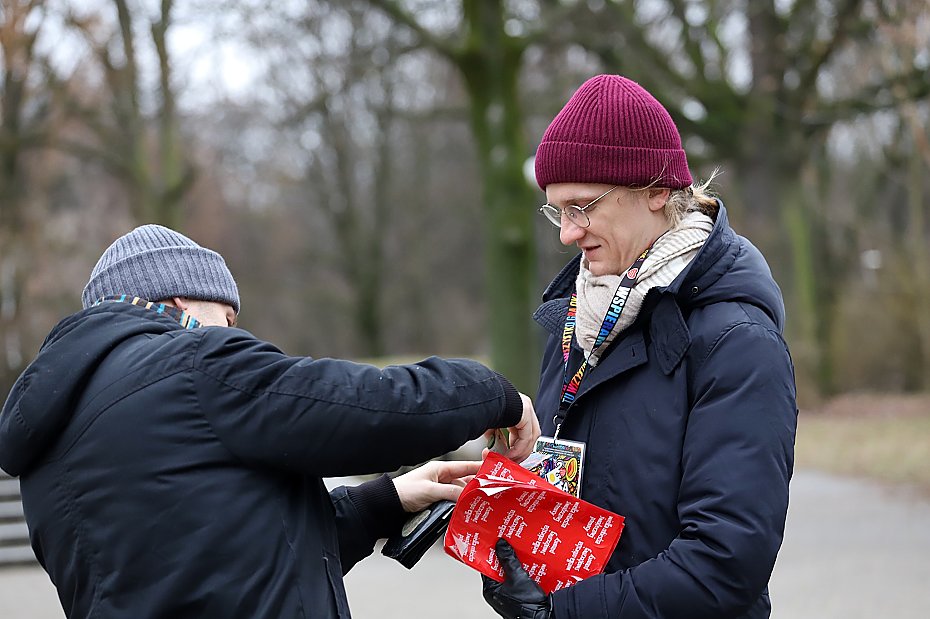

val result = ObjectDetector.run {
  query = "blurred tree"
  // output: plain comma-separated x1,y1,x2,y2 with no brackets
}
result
3,0,926,399
58,0,192,228
899,106,930,390
0,0,50,391
280,4,398,358
365,0,553,391
870,8,930,391
208,0,500,361
547,0,930,395
220,1,423,358
898,68,929,390
361,0,930,395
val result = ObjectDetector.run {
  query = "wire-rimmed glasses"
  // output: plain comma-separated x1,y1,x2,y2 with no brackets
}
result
538,186,619,228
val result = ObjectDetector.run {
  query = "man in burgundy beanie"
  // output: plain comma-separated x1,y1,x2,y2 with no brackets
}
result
482,74,797,619
534,74,692,191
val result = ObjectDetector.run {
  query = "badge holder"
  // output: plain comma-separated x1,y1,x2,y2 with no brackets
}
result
524,436,586,498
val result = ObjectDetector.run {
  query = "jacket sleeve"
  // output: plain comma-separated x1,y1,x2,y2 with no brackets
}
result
190,328,522,477
330,476,408,573
551,321,797,618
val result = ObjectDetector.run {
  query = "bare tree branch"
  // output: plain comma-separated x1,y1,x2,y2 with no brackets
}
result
795,0,865,99
54,138,132,178
668,0,708,80
595,1,694,92
366,0,457,59
523,2,581,47
705,0,730,78
804,67,930,131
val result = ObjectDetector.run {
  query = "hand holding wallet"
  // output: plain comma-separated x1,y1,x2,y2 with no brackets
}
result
381,499,455,569
382,430,511,568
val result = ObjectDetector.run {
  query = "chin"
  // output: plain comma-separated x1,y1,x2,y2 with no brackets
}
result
582,255,619,277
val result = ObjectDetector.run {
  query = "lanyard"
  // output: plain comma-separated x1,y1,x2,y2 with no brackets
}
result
554,247,650,438
93,295,202,329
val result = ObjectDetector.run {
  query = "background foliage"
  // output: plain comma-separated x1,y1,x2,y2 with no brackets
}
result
1,0,928,401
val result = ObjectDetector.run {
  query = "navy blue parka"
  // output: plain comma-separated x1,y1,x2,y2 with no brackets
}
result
535,205,797,619
0,301,522,618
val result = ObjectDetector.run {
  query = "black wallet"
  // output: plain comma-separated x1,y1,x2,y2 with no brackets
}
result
381,499,455,569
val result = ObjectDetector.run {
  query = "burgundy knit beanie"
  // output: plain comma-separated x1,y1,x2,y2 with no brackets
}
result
534,74,692,190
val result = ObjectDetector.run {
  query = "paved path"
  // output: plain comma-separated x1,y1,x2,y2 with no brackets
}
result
2,469,928,618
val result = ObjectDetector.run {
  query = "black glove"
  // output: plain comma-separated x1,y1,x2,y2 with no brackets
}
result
482,539,552,619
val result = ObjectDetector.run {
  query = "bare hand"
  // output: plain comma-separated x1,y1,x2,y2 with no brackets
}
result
393,460,482,513
504,393,540,463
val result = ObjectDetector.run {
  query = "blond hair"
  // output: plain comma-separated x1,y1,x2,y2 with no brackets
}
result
663,169,721,229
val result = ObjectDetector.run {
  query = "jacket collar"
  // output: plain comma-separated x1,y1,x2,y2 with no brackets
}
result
534,202,735,376
93,295,203,329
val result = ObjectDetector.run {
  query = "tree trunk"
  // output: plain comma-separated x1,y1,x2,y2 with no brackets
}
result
457,0,537,392
0,232,26,395
733,150,832,397
905,132,929,389
0,1,39,394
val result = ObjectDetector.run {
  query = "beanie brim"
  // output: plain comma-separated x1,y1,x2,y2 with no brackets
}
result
81,246,240,313
535,141,693,191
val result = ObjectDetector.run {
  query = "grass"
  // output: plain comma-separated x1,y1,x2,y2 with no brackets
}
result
795,393,930,493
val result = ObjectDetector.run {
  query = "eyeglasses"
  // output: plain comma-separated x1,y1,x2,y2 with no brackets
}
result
538,186,619,228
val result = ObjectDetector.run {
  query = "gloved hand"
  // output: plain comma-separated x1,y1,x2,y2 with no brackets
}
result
482,539,552,619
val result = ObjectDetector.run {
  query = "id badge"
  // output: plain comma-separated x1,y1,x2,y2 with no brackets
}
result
522,436,586,498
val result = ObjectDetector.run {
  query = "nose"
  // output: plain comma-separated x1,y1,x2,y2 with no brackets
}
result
559,219,585,246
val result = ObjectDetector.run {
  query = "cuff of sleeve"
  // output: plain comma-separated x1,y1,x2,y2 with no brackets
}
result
551,587,571,619
550,571,606,618
345,474,408,540
494,372,523,427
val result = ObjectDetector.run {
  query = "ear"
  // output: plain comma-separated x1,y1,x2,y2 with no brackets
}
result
172,297,190,311
646,188,671,212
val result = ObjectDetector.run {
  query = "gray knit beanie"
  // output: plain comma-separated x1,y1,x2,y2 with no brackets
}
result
82,224,240,313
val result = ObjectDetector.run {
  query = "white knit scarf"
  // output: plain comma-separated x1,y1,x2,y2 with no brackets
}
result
574,211,714,365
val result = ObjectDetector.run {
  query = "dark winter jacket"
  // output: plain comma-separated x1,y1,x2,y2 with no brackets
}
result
534,205,797,619
0,301,521,618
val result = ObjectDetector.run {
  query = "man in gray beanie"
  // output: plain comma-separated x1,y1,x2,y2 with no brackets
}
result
0,224,539,619
82,223,242,313
81,224,241,327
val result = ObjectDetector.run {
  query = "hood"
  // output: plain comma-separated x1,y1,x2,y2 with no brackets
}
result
536,204,786,334
671,205,786,330
0,303,179,477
